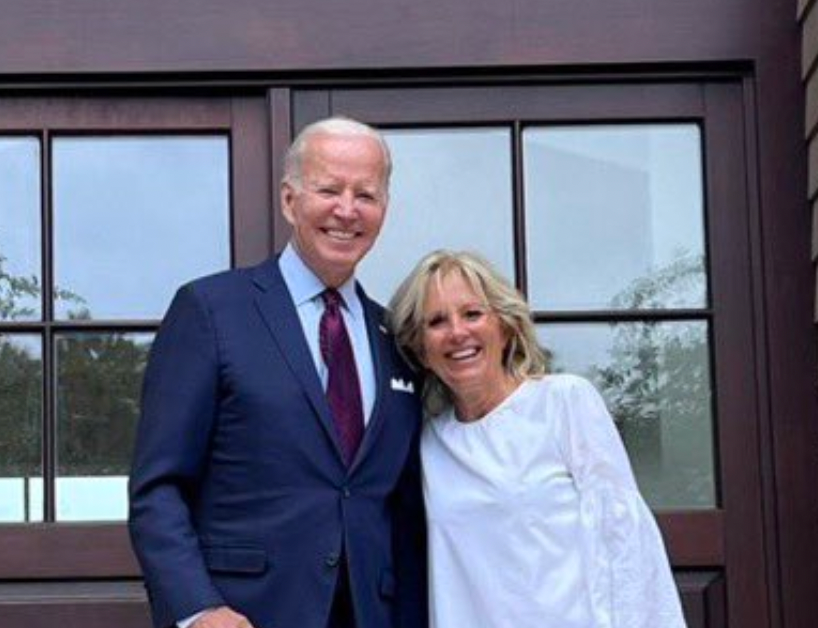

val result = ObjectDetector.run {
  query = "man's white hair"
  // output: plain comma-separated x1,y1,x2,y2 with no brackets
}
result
282,116,392,189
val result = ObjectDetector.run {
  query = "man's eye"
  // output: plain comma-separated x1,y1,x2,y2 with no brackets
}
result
317,187,338,197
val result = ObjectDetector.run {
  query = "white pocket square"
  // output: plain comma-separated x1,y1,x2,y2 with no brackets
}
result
390,377,415,393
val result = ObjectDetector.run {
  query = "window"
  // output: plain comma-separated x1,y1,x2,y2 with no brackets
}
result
361,121,714,510
0,134,230,522
526,124,714,509
0,96,270,528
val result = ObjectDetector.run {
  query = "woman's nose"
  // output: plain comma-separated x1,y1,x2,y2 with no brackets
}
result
448,317,467,340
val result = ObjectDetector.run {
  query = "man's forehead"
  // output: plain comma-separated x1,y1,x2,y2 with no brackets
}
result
305,132,385,165
302,138,386,175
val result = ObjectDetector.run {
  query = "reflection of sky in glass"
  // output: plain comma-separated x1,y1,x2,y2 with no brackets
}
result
0,138,41,320
537,321,715,509
55,476,128,522
53,137,230,320
358,128,515,304
0,475,128,522
1,332,41,358
524,125,706,311
0,478,43,522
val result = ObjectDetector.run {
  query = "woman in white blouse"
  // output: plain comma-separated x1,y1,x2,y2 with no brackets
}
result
389,250,687,628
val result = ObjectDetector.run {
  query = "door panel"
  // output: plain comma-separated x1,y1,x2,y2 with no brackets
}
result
289,80,766,628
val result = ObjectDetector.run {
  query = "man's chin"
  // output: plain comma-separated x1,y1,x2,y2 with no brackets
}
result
323,243,371,266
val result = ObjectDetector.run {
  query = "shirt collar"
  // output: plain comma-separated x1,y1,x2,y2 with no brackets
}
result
279,244,363,319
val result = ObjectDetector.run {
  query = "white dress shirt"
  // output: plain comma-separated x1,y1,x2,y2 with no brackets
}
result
422,374,687,628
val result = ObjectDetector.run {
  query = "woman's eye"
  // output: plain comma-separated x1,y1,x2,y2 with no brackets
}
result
465,309,484,320
426,315,445,328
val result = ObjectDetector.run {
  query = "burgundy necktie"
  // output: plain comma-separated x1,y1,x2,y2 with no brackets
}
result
319,289,365,465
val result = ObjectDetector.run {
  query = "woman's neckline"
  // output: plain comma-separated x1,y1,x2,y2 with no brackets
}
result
450,377,532,425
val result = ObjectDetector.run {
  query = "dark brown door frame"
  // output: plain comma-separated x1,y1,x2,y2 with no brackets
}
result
283,76,772,626
0,67,808,628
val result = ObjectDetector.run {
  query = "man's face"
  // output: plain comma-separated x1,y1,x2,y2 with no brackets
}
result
281,132,388,287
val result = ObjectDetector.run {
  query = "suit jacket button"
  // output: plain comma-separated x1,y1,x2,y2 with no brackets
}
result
325,553,340,568
342,486,351,498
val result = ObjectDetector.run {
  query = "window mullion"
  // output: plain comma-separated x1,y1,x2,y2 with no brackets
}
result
512,120,528,298
41,129,56,522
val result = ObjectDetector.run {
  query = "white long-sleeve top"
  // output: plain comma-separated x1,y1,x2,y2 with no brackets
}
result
422,374,687,628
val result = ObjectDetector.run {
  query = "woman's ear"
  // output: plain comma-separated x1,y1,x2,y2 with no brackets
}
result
415,347,428,369
403,343,426,371
501,320,514,348
501,323,516,365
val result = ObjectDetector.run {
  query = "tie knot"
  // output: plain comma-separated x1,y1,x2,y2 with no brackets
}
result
322,288,344,311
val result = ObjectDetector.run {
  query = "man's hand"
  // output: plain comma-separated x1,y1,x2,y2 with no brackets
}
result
192,606,255,628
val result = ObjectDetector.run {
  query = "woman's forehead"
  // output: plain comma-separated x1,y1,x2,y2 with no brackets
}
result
426,267,489,305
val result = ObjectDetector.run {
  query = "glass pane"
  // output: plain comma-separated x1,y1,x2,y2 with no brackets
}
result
537,321,716,509
55,332,153,521
0,137,41,321
0,334,43,522
358,128,515,303
524,125,707,311
53,136,230,320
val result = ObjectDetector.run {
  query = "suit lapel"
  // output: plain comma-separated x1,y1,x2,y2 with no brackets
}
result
349,285,392,472
251,258,346,464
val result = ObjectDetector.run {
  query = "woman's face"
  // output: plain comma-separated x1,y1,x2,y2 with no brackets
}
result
421,271,510,400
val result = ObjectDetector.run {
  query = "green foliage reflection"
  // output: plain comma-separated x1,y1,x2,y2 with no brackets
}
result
546,253,715,508
1,252,151,480
0,335,41,477
57,333,151,476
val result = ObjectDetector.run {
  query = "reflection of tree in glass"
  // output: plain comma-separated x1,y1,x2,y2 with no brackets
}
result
1,252,149,480
595,253,706,408
589,252,713,508
0,253,39,320
1,254,42,479
57,333,151,477
0,252,87,321
0,336,41,478
608,250,706,310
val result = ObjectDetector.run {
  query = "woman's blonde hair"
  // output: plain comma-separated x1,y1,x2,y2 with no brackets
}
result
389,250,548,416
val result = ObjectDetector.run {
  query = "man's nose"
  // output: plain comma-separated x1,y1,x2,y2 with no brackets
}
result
334,191,357,218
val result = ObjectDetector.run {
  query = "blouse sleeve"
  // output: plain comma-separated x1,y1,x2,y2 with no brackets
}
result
556,376,687,628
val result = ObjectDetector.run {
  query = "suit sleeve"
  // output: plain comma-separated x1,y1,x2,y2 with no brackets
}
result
128,284,225,628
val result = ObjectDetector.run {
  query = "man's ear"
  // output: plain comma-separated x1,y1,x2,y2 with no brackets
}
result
280,181,296,225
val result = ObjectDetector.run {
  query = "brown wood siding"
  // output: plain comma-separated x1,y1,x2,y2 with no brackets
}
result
804,3,818,322
807,68,818,141
803,3,818,80
813,198,818,264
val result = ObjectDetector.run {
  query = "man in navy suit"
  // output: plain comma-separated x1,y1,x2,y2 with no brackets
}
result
129,118,426,628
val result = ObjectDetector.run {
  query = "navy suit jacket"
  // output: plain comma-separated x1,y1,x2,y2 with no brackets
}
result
128,256,426,628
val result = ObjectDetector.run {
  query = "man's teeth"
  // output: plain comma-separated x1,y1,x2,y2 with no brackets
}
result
326,229,355,240
449,348,479,360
